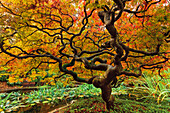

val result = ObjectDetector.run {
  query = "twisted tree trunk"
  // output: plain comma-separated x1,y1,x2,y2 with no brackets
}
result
81,1,125,110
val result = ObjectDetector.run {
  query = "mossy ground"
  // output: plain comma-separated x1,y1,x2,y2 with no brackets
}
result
63,96,170,113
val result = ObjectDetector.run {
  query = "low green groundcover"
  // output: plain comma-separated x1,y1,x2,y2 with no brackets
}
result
64,97,170,113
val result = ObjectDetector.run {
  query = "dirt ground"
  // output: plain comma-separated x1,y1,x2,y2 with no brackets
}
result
0,82,40,93
0,82,19,90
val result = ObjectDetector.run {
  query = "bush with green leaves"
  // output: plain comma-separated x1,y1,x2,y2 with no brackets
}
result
0,70,9,82
126,70,170,105
0,83,101,112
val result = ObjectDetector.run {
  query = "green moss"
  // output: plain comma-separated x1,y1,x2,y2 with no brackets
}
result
64,96,170,113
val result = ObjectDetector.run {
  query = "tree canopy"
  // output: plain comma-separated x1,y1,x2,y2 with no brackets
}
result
0,0,169,110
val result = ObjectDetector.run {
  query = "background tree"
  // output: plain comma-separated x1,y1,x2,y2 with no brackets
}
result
0,0,169,111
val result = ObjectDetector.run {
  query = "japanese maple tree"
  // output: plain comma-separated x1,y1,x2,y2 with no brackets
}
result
0,0,169,111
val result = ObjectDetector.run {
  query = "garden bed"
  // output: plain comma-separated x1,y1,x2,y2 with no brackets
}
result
12,96,169,113
0,74,169,113
54,96,170,113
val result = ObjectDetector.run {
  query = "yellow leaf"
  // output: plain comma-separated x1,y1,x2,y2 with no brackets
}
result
8,77,17,83
46,98,52,101
78,95,84,97
0,108,3,112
